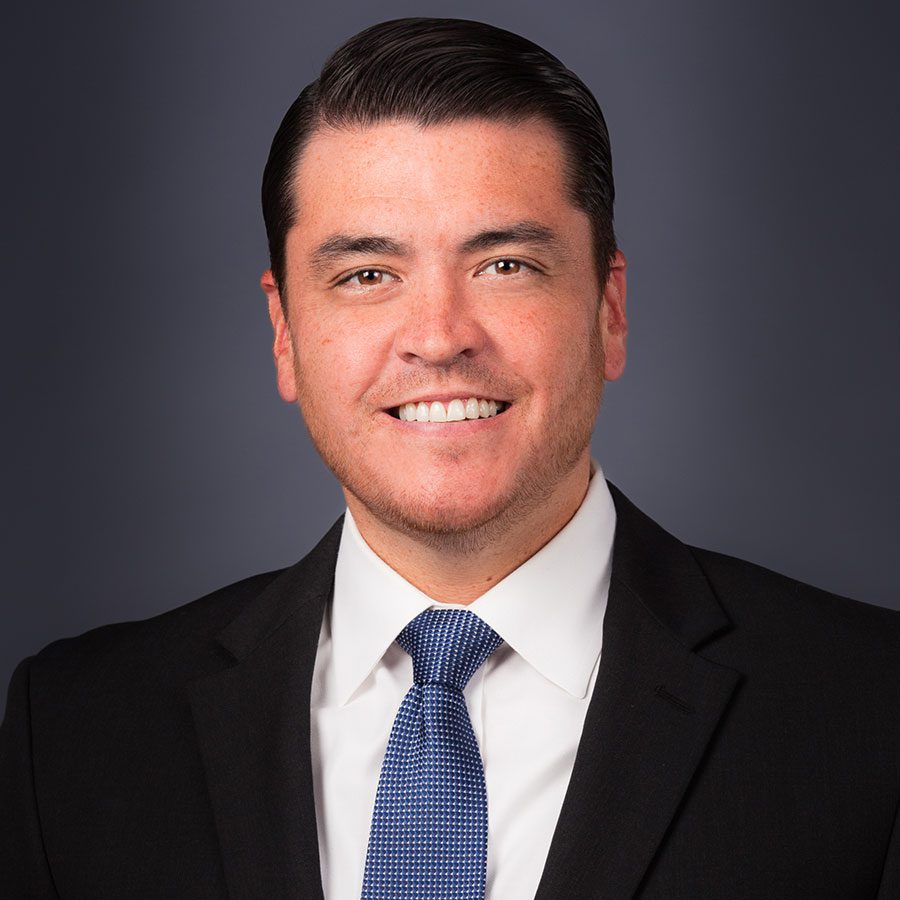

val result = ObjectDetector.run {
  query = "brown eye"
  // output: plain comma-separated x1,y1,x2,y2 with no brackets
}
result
357,269,383,284
340,268,397,288
480,258,532,277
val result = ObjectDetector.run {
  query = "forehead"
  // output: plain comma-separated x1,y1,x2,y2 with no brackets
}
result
288,117,583,242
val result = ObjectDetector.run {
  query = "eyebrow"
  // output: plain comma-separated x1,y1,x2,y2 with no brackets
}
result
309,235,412,275
457,221,562,255
308,220,563,275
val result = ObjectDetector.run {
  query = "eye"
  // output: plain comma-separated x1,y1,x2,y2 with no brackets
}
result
478,258,533,276
338,268,398,287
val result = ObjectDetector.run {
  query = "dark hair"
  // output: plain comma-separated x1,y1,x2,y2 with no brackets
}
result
261,17,616,301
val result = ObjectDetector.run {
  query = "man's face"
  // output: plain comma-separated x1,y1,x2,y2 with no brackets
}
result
263,117,626,544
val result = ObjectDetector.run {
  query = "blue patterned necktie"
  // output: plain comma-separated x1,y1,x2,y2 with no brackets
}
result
360,608,503,899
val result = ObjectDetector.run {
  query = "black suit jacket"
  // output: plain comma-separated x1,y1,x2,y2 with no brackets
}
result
3,483,900,899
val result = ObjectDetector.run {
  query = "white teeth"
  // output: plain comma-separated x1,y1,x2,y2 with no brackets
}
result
396,397,507,423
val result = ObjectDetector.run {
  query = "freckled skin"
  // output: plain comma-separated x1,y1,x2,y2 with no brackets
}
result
262,118,627,601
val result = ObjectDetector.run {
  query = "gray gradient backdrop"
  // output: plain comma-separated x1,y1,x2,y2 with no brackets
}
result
3,0,899,710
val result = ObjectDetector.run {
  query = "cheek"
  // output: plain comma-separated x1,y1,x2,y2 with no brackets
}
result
296,314,391,401
495,306,582,379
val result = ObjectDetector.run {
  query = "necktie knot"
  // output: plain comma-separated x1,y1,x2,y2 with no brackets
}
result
397,608,502,692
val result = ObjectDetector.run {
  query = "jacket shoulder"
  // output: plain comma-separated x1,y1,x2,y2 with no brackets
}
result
689,545,900,676
23,515,345,707
28,568,286,690
691,544,900,623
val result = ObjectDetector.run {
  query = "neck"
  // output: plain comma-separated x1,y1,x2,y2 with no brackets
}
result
345,454,593,604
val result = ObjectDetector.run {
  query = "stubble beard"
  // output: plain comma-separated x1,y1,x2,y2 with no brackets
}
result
292,318,605,557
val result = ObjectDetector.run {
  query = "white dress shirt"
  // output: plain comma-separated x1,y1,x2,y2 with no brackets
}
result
309,460,616,899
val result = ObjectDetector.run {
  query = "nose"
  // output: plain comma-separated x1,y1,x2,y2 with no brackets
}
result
393,280,486,366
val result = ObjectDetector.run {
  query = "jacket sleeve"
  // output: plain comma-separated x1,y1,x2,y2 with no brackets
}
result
877,792,900,899
0,656,59,898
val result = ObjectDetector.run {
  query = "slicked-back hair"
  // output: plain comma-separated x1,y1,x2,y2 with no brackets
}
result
261,17,617,305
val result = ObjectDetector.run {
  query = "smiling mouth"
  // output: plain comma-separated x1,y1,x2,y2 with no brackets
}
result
388,398,511,422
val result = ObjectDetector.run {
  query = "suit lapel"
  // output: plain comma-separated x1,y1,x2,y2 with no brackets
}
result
188,518,343,900
535,484,742,899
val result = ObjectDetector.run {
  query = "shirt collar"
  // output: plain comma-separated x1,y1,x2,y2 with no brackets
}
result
330,458,616,705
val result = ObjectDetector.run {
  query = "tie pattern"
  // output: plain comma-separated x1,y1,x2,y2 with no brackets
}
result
361,608,503,899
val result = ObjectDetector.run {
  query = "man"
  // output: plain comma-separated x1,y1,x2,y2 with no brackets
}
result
2,16,898,900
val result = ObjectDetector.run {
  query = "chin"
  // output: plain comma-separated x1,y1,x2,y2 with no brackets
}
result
352,475,514,538
400,500,504,535
375,474,572,561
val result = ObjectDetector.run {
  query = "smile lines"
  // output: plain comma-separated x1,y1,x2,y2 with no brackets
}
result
392,398,509,422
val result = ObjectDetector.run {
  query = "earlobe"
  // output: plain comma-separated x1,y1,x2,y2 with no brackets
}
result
260,269,299,404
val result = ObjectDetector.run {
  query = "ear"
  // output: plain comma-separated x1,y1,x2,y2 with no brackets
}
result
260,269,299,403
599,250,627,381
